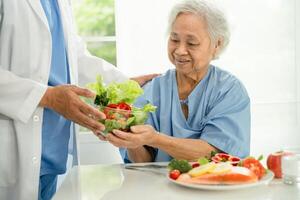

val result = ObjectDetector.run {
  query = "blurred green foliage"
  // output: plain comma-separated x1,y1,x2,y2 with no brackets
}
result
87,42,116,65
74,0,115,36
74,0,117,65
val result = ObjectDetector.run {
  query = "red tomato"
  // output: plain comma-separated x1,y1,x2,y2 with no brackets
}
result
192,163,200,168
117,102,131,110
169,169,181,180
104,103,132,119
242,158,266,179
228,156,241,166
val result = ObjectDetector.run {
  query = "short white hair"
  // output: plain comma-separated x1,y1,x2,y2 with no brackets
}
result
168,0,230,58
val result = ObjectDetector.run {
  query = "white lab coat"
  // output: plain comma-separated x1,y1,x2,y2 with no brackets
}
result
0,0,127,199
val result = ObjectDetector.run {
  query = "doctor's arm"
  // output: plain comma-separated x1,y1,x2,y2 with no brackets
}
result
39,85,105,133
0,69,105,133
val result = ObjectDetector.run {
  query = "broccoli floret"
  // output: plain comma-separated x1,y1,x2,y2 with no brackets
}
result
168,159,192,173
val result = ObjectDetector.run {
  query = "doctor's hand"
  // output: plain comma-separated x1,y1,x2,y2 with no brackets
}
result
106,125,158,149
39,85,106,134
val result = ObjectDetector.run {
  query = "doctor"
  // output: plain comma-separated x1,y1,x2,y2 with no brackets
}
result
0,0,155,199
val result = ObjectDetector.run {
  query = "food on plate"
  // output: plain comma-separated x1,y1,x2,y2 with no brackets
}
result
241,157,266,179
177,166,258,185
211,153,241,166
87,75,156,134
169,169,181,180
168,153,267,185
267,151,292,178
168,159,192,173
188,162,217,177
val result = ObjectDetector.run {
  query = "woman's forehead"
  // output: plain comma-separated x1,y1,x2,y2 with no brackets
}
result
171,13,208,39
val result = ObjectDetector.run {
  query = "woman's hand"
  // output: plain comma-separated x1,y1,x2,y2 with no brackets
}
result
106,125,158,149
39,85,106,134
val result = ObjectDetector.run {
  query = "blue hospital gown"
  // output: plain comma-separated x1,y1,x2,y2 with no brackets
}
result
123,65,250,162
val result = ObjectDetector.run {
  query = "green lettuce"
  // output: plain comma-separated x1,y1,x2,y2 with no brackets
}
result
106,80,143,104
87,75,143,106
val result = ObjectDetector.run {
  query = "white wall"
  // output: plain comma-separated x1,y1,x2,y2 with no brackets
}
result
116,0,300,157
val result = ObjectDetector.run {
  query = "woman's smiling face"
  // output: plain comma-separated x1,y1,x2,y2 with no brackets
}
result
168,12,219,77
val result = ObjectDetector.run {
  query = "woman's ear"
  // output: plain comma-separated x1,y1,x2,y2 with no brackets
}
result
212,39,222,59
215,39,222,51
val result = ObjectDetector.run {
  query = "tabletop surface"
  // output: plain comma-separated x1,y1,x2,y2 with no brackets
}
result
53,163,300,200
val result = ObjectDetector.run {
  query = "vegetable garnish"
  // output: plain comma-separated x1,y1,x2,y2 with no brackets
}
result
168,159,192,173
211,153,241,166
87,75,156,134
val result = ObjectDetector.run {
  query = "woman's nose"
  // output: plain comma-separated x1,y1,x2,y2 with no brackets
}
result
175,43,188,55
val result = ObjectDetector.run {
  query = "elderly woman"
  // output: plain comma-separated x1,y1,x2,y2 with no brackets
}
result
107,0,250,162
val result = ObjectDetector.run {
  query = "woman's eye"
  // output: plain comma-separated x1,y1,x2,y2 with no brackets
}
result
188,43,199,46
171,39,179,43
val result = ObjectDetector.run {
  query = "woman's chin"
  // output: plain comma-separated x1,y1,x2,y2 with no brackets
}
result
175,65,194,75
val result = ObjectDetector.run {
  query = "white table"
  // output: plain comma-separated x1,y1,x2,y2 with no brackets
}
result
53,163,300,200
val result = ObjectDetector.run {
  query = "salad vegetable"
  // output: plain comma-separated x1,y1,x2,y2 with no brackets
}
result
87,75,156,134
169,169,181,180
168,159,192,173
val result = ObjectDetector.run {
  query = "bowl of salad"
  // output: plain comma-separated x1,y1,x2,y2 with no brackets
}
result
87,75,156,135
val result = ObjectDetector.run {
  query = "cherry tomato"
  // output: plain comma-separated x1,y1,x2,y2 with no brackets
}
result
228,156,241,166
169,169,181,180
117,102,131,110
192,163,200,168
242,158,266,179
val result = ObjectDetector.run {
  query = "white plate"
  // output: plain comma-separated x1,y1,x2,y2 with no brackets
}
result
168,170,274,190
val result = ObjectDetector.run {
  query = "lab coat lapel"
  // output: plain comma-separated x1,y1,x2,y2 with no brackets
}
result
26,0,49,30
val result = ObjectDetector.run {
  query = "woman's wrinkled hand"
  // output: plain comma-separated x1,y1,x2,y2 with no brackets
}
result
40,85,106,134
106,125,158,149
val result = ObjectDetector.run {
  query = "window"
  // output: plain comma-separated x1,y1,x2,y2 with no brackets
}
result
73,0,116,65
74,0,116,133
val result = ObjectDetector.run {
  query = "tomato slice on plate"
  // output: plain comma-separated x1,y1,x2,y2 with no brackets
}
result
242,158,266,179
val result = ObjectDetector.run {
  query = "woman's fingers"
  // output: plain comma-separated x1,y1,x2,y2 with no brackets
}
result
106,133,131,148
112,129,132,140
130,124,151,133
93,131,107,141
97,134,107,141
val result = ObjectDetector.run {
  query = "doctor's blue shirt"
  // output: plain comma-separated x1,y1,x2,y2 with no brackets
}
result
40,0,71,176
123,66,250,162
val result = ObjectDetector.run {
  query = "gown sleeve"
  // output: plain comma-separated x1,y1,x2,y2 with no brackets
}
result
200,81,251,158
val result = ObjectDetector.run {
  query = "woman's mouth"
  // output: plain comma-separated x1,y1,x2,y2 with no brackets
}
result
175,59,190,65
